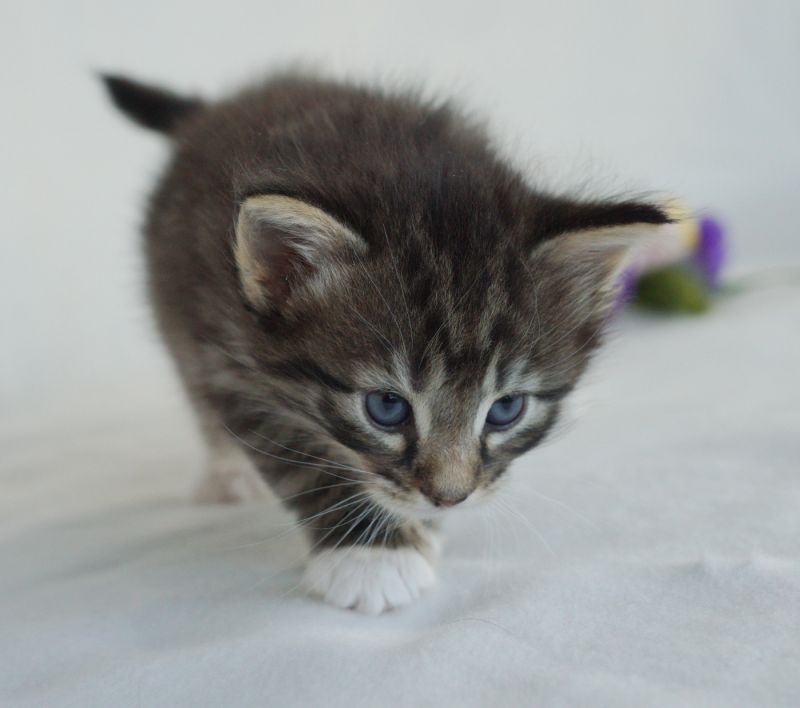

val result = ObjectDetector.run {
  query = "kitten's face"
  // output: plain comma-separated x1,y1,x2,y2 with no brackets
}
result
234,195,663,519
283,251,588,519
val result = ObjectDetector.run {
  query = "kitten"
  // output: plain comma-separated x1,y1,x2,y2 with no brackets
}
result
104,72,672,614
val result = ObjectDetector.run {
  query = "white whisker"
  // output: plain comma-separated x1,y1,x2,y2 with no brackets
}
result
495,497,555,557
248,430,369,477
222,424,365,484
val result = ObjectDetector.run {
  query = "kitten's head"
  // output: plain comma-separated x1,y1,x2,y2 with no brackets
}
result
102,73,675,521
234,190,672,519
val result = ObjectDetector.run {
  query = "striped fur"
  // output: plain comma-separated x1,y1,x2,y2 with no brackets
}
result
104,72,671,609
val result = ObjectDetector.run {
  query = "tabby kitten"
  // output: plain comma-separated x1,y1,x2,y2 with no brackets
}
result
104,73,672,614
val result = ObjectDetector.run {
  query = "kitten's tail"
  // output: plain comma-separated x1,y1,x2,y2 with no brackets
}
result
101,74,203,135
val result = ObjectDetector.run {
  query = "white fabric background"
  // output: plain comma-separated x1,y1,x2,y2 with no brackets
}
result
3,287,799,706
2,2,799,706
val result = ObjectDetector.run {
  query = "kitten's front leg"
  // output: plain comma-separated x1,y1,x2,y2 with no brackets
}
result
296,489,439,614
211,424,439,614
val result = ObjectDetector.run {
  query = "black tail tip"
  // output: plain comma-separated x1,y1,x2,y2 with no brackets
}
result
100,72,202,135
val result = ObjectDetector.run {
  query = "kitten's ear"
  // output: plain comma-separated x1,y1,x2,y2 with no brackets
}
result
530,197,674,319
234,195,367,313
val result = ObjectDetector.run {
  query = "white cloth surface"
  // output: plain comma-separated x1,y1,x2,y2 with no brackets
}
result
2,283,799,707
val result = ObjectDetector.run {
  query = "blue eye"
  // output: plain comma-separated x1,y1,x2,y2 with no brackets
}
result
486,394,525,428
365,391,411,428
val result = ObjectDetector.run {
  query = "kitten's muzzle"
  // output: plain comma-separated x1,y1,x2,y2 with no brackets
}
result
414,447,480,509
417,473,476,508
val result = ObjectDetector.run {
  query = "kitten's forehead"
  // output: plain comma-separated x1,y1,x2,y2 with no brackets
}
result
327,230,598,395
331,250,539,389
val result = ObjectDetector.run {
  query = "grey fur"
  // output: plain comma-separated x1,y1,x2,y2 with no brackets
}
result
103,72,669,572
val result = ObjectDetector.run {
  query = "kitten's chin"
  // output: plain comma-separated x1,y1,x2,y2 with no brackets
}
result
367,485,486,522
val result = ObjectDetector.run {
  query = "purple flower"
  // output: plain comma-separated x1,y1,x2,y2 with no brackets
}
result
612,266,638,315
694,216,726,287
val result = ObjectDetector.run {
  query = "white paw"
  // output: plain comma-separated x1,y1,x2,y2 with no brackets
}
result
302,546,437,615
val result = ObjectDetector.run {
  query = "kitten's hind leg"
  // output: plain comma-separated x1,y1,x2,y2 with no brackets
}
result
193,424,271,504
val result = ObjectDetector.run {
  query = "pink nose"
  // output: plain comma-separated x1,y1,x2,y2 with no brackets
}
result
429,493,468,508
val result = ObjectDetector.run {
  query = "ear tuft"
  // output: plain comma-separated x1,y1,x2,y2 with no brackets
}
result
536,197,670,242
101,74,203,134
234,195,366,313
531,197,677,320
